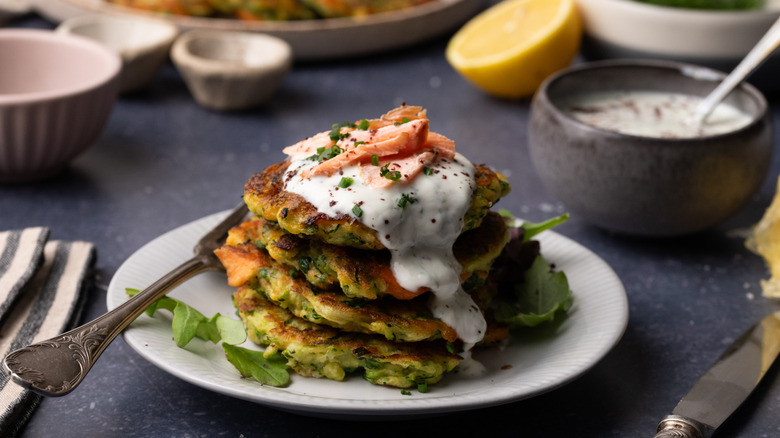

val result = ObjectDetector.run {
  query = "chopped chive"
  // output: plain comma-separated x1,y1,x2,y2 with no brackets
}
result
397,193,417,208
371,155,379,166
329,127,339,141
358,119,370,130
423,166,433,176
329,122,354,142
417,383,428,393
314,145,342,162
352,205,363,217
394,117,411,126
338,177,354,188
400,389,412,396
379,163,401,181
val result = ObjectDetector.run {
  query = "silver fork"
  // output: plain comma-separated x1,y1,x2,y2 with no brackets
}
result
3,203,250,397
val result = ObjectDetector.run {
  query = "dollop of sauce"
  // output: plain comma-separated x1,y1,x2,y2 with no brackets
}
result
284,152,488,346
561,90,752,138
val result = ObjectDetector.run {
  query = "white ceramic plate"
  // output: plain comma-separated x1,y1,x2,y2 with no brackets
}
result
33,0,483,60
106,210,629,419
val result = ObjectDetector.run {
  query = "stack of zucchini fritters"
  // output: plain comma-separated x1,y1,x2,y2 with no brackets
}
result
215,108,513,389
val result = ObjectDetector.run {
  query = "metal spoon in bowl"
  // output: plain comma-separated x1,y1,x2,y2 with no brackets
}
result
692,15,780,125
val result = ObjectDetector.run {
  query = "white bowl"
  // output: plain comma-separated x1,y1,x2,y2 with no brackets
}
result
0,29,121,183
171,30,292,111
56,14,179,93
575,0,780,91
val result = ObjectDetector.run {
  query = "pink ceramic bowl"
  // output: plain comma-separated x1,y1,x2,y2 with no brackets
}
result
0,29,121,182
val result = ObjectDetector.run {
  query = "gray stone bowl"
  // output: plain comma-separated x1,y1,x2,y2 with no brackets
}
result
528,59,773,237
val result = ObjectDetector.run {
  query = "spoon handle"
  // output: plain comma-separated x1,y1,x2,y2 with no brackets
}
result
2,256,213,397
694,15,780,123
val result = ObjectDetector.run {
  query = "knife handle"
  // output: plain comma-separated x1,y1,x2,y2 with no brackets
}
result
654,415,706,438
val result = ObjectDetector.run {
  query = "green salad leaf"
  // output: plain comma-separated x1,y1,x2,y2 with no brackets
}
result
494,211,573,328
498,209,570,242
494,255,573,327
125,288,246,347
223,344,291,387
172,301,204,346
125,288,290,387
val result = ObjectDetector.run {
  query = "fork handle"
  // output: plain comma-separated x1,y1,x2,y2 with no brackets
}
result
3,255,214,397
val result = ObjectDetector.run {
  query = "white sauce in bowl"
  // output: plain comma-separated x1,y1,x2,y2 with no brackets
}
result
561,90,752,138
284,152,487,347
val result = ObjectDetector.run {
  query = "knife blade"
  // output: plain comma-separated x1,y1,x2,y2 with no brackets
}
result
654,311,780,438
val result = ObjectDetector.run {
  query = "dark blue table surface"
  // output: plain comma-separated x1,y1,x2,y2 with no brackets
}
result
4,12,780,438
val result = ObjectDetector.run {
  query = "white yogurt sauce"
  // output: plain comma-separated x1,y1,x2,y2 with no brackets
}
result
284,151,488,347
561,90,752,138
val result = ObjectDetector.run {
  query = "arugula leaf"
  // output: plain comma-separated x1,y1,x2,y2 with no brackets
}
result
494,255,573,327
223,344,291,387
498,210,570,242
519,214,570,242
172,300,205,347
125,288,289,387
125,288,246,347
215,315,248,345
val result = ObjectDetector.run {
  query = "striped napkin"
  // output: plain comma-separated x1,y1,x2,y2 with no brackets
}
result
0,228,95,437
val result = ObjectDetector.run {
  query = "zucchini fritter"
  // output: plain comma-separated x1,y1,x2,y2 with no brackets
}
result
243,160,510,250
217,240,501,342
235,286,461,388
226,211,509,300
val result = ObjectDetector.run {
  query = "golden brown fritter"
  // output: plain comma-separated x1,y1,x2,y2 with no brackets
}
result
235,287,461,388
225,211,509,300
217,240,508,342
243,160,510,250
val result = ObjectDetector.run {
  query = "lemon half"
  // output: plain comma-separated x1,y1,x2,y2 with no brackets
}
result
446,0,582,99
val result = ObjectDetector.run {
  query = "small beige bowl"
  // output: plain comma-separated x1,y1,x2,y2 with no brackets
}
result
0,29,120,183
56,15,179,93
171,30,292,111
528,59,773,237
